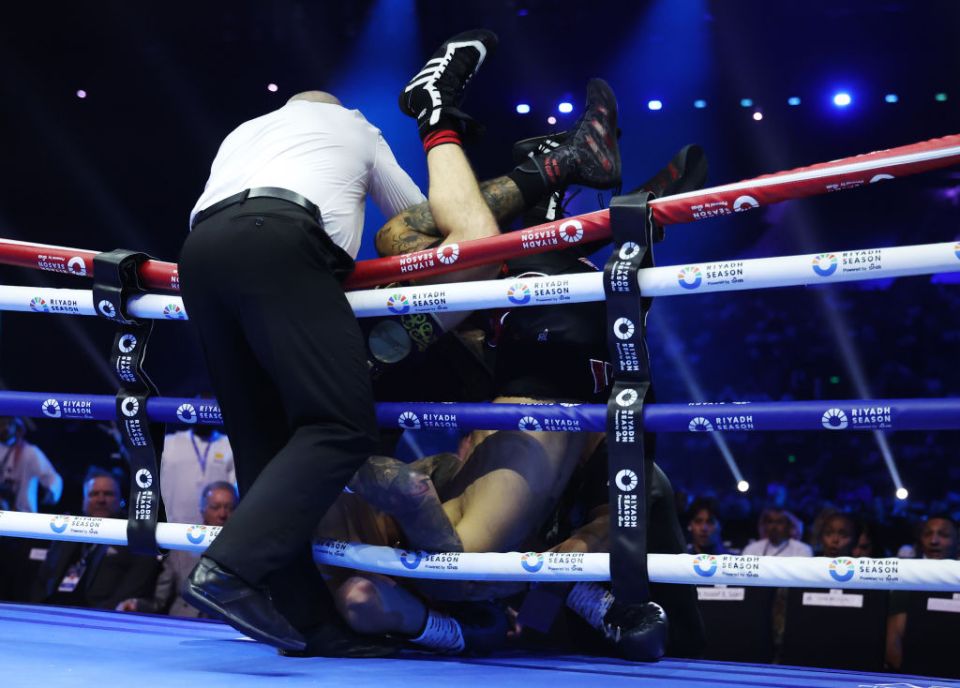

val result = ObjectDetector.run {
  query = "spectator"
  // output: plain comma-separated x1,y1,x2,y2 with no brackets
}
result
29,468,159,610
742,508,813,557
160,423,234,524
686,497,727,555
818,513,860,558
0,416,63,513
917,514,959,560
118,481,238,617
851,520,883,558
886,515,959,672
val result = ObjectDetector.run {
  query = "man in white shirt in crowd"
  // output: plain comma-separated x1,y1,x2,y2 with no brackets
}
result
160,423,234,524
0,416,62,513
178,29,500,656
741,507,813,557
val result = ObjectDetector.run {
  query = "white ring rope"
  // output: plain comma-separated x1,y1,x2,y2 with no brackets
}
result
2,241,958,320
1,511,957,590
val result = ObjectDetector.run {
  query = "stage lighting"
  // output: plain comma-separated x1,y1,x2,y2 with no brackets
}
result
516,103,530,114
752,111,763,121
647,99,663,111
884,93,898,103
935,92,948,102
787,96,801,106
558,101,573,114
833,92,852,107
693,99,707,109
737,480,750,493
76,89,87,99
896,487,909,500
267,83,279,93
740,98,753,108
547,116,557,125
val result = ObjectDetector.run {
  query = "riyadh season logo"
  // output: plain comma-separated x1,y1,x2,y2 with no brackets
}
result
693,554,718,577
118,334,138,353
98,300,117,318
619,242,641,260
186,525,207,545
163,303,186,320
822,408,849,430
677,266,702,290
176,403,198,424
733,195,759,212
869,173,894,183
615,469,639,492
386,293,409,315
135,469,153,489
615,388,639,407
829,557,856,582
688,417,714,432
397,412,421,430
559,219,584,243
399,550,423,570
518,416,542,432
436,243,460,265
812,253,838,277
121,397,140,417
29,296,49,313
42,398,62,418
613,317,635,340
521,552,545,573
507,282,531,305
49,515,69,534
67,257,87,276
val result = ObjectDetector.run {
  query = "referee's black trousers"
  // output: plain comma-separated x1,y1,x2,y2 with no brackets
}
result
178,197,378,630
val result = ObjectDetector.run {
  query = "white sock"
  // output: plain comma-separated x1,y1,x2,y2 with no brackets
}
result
410,609,466,654
566,582,615,630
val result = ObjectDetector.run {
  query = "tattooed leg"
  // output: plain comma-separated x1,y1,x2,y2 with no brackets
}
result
375,176,526,258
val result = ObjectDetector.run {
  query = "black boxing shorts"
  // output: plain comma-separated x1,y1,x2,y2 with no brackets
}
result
492,250,611,404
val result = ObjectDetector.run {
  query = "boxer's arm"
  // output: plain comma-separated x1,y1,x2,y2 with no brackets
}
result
350,455,463,553
550,505,610,554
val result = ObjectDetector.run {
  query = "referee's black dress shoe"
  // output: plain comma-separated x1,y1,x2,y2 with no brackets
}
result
183,556,306,652
279,618,400,658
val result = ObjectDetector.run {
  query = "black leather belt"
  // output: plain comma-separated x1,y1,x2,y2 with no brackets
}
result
191,187,322,228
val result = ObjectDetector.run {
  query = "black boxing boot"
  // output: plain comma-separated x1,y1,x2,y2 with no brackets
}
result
400,29,498,140
566,581,668,661
631,144,708,198
508,79,621,208
511,131,571,224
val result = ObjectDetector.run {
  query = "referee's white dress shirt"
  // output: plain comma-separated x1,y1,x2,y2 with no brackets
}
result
191,100,425,258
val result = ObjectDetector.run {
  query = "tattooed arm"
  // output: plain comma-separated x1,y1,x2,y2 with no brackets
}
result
349,454,463,553
375,176,526,258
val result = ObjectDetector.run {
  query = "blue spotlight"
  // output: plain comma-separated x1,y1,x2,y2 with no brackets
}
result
740,98,753,108
833,92,852,107
884,93,899,104
647,99,663,111
693,99,707,109
557,101,573,114
787,96,801,106
516,103,530,114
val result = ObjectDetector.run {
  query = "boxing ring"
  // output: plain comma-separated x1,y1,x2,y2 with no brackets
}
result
2,134,960,686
